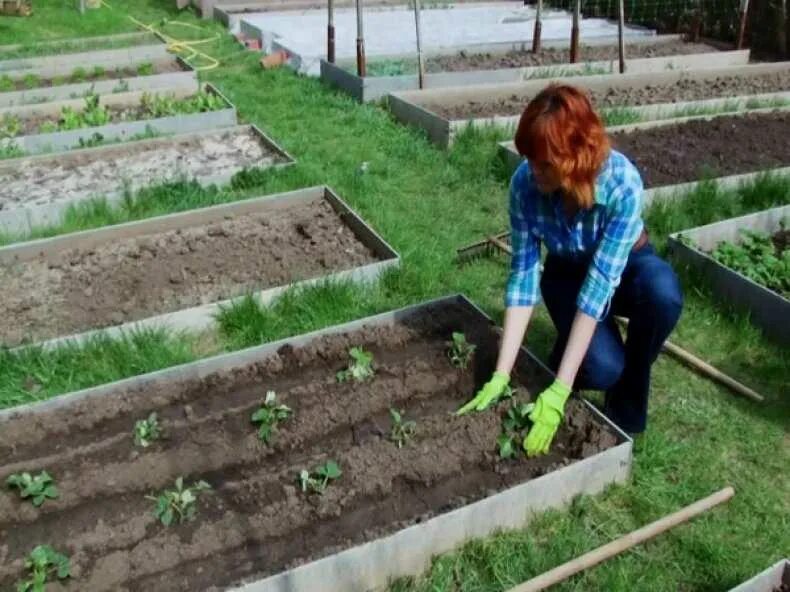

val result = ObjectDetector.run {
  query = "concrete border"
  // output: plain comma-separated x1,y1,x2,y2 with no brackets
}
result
2,186,401,351
0,293,632,592
0,82,234,155
0,56,198,108
729,560,789,592
321,46,750,103
0,42,169,75
386,61,790,147
667,205,790,345
0,123,295,236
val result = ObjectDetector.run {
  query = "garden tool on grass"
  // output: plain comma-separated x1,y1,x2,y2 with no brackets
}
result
455,232,765,403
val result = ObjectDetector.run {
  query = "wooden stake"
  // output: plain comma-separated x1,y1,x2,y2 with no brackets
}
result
328,0,336,63
737,0,751,49
532,0,543,53
570,0,580,63
356,0,366,77
506,487,735,592
617,0,626,73
413,0,425,89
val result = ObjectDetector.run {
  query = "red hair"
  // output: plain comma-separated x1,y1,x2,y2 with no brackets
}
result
514,84,610,210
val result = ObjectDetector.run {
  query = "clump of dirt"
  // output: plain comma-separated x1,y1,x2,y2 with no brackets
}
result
0,197,379,346
426,40,720,73
0,299,622,591
772,228,790,254
426,70,790,119
610,111,790,187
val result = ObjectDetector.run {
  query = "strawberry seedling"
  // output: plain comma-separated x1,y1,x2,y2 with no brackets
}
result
497,401,535,459
336,347,375,383
136,62,154,76
299,460,342,495
6,471,59,507
147,477,211,526
447,332,476,369
389,408,417,448
251,390,292,444
15,545,70,592
133,412,162,448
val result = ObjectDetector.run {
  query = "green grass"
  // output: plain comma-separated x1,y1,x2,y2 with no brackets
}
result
1,3,788,590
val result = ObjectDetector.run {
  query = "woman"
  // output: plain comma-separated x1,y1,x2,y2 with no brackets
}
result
458,84,683,455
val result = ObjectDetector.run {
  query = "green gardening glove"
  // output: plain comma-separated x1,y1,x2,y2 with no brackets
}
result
523,379,572,457
456,371,510,415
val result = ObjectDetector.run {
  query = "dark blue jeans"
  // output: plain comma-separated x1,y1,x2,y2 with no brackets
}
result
540,244,683,433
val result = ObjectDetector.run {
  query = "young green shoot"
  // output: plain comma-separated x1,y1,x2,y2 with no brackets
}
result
336,347,375,382
250,390,292,444
16,545,70,592
133,412,162,447
299,460,342,495
147,477,211,526
497,401,535,459
6,471,59,507
389,408,417,448
447,331,476,369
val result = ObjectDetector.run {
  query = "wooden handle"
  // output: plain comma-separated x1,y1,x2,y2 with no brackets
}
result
507,487,735,592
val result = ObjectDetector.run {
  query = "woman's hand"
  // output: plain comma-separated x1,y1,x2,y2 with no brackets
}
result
523,379,572,456
456,371,510,415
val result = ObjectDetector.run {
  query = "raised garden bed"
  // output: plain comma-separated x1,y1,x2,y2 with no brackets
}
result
387,62,790,146
729,559,789,592
0,83,235,155
0,295,631,591
0,186,398,349
668,205,789,345
499,109,790,204
0,124,294,235
0,55,197,108
322,36,749,102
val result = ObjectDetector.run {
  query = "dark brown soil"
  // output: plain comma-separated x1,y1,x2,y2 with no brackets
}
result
610,111,790,187
0,59,185,93
772,228,790,253
427,70,790,119
426,39,720,73
0,299,620,591
0,197,378,346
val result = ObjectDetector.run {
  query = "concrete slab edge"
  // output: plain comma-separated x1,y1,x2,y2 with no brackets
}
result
728,560,789,592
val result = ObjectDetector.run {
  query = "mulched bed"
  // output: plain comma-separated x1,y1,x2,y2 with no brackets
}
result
610,111,790,187
426,70,790,119
0,299,620,591
0,197,378,346
426,39,721,73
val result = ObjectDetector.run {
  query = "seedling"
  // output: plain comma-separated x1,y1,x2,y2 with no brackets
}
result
6,471,59,507
497,401,535,459
389,408,417,448
336,347,375,383
147,477,211,526
299,460,341,495
0,114,21,139
15,545,70,592
250,390,292,444
133,412,162,447
447,332,476,369
70,66,87,83
22,73,39,89
92,65,106,79
136,62,154,76
81,93,110,127
0,75,13,92
39,121,57,133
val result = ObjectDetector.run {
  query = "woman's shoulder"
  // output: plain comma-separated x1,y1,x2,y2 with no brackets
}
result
511,159,534,188
603,149,643,189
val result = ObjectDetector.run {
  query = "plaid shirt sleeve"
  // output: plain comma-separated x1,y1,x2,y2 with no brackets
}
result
577,161,644,320
505,165,542,308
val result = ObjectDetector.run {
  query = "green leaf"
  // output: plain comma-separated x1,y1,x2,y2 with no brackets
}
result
323,461,342,479
162,507,174,526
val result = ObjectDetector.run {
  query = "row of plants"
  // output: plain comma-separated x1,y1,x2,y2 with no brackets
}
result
0,62,159,93
0,90,226,139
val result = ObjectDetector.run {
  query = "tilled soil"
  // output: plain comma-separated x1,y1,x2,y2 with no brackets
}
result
0,198,378,346
610,111,790,187
0,300,620,591
0,127,288,212
426,39,720,73
0,60,184,92
427,70,790,119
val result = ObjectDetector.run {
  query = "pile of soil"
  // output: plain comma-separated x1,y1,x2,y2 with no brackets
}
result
426,39,720,73
610,111,790,187
0,197,379,346
1,60,184,93
0,127,288,211
426,70,790,119
0,300,620,591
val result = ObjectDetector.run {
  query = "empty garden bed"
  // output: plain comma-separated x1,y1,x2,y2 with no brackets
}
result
0,124,293,235
0,186,397,348
0,295,629,591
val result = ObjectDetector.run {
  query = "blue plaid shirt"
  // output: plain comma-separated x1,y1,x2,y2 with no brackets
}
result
506,149,644,321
